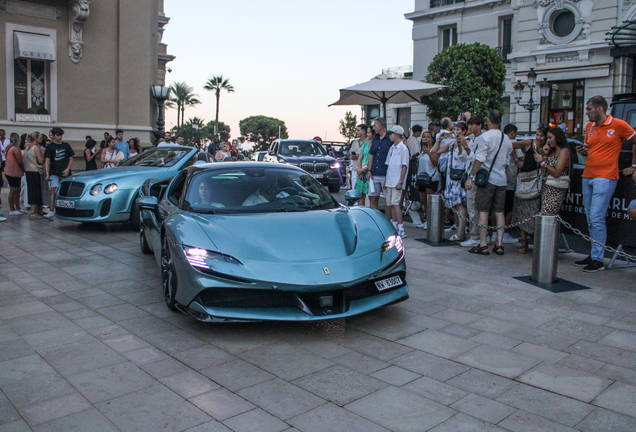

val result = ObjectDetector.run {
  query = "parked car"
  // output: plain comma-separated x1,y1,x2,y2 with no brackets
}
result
137,162,408,321
322,141,350,181
251,151,268,162
263,139,342,193
54,145,199,229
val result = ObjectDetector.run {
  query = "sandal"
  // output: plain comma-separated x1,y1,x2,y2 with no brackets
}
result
449,234,466,242
519,241,528,254
468,245,490,255
493,245,504,255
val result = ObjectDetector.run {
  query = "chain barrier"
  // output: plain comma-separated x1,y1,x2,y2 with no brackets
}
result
556,216,636,262
438,194,537,231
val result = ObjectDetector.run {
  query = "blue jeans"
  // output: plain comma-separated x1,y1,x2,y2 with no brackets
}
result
582,177,618,261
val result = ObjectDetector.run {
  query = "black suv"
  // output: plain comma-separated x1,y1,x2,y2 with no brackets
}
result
265,139,343,193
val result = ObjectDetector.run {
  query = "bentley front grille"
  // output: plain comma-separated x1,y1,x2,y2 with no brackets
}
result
58,181,85,198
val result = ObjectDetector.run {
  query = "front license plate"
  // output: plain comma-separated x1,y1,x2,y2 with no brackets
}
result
375,276,402,291
312,173,324,179
56,199,75,209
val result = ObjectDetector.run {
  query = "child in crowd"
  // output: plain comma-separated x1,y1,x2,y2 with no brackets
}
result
384,125,410,238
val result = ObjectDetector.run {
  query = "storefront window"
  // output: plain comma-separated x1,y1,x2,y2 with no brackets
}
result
14,58,50,115
541,80,584,138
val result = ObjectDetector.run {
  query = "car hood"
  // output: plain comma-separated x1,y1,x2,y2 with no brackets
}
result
279,155,336,164
65,166,170,184
192,207,384,262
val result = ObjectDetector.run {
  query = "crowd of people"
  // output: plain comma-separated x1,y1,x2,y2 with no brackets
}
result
346,95,636,273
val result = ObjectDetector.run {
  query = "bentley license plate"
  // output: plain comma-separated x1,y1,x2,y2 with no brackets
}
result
56,199,75,209
375,276,402,291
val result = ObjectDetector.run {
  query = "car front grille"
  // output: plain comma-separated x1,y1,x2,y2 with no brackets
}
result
299,163,314,173
315,163,330,174
55,208,94,218
58,181,85,198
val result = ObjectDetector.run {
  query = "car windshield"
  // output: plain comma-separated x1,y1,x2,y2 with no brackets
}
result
279,141,326,156
184,167,339,214
121,147,190,168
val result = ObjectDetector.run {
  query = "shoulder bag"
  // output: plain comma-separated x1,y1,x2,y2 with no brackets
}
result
545,175,570,189
449,143,464,181
474,132,505,188
515,170,542,199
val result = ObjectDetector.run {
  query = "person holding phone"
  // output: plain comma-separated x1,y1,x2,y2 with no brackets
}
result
348,125,365,189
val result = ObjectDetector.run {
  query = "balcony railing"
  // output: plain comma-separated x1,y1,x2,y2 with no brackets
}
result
430,0,464,8
495,45,513,63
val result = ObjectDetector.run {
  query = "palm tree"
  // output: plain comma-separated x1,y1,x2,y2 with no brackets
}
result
166,82,201,127
203,75,234,135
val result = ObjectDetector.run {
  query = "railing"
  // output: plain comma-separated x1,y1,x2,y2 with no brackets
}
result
430,0,464,8
495,45,513,63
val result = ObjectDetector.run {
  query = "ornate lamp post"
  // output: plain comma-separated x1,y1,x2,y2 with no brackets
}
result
514,68,551,134
151,85,171,139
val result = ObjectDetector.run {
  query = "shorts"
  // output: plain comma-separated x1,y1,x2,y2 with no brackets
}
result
367,175,385,197
385,187,401,206
5,175,21,188
418,181,439,193
505,189,515,214
475,183,506,213
48,175,62,189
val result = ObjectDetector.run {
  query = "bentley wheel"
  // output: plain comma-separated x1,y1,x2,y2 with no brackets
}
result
140,224,152,255
161,236,178,311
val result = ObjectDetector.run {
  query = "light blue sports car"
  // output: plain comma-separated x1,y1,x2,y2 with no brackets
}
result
54,146,201,228
137,162,408,322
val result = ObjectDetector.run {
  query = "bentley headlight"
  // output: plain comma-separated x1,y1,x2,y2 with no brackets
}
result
183,246,242,270
90,184,103,196
382,235,403,254
104,183,118,194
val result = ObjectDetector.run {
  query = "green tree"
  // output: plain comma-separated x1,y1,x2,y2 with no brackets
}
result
205,120,231,142
203,75,235,135
166,82,201,127
239,115,288,152
171,118,231,144
422,43,506,121
339,111,358,143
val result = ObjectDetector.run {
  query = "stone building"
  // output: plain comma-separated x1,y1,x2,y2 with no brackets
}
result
394,0,634,136
0,0,174,168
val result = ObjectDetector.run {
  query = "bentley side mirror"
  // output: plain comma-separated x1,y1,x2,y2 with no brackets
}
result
137,196,159,212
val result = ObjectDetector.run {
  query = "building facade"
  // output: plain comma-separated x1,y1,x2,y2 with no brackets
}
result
0,0,174,167
402,0,635,136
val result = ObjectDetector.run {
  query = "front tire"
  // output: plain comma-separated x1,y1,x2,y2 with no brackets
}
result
129,196,141,231
161,236,179,312
140,224,152,255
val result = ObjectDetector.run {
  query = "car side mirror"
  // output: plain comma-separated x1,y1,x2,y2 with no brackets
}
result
137,196,159,212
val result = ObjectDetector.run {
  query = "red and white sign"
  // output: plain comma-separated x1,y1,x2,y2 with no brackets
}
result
313,136,322,144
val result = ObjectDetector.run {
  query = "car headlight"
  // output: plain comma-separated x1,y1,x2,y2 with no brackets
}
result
90,184,103,196
183,246,242,269
331,162,340,169
382,235,403,254
104,183,118,194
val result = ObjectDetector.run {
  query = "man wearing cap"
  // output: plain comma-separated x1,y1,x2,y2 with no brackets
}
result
384,125,410,238
367,117,393,212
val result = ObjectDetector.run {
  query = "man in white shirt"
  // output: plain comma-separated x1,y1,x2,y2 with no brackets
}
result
384,125,410,238
435,118,453,141
348,125,365,189
457,115,484,247
242,176,289,206
465,110,513,254
406,125,422,157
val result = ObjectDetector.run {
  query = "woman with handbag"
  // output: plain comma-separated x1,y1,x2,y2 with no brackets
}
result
440,123,469,241
354,126,373,205
535,127,571,215
511,126,548,253
416,131,440,226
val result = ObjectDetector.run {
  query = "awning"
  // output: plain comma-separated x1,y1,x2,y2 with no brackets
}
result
607,20,636,57
13,32,56,61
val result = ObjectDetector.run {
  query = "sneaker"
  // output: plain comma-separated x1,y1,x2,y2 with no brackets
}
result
18,209,29,214
8,210,23,216
582,260,605,273
42,212,55,220
0,216,6,222
460,238,480,247
421,222,427,230
574,256,593,267
416,222,426,228
444,224,457,232
502,233,518,244
398,229,407,239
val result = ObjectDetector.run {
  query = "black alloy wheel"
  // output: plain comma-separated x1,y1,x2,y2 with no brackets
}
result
139,224,152,255
161,236,179,311
129,196,141,231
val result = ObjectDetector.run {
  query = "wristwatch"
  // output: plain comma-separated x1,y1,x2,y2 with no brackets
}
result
469,174,475,180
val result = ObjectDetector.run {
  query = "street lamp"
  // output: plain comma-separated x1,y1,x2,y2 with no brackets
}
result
151,85,171,139
514,68,550,134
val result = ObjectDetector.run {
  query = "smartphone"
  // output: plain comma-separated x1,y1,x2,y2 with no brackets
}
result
444,132,453,138
515,149,523,157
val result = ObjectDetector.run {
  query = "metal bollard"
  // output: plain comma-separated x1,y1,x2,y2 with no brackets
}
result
532,215,560,284
427,194,445,244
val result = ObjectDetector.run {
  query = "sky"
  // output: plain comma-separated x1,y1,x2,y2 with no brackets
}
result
162,0,415,143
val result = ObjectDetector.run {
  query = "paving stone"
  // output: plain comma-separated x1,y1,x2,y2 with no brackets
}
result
539,317,614,343
595,363,636,386
140,357,191,379
40,339,126,376
402,376,469,406
446,369,518,399
345,386,456,432
454,345,541,379
428,412,508,431
0,391,20,425
182,420,233,432
96,384,210,431
469,331,521,350
495,384,595,427
288,403,389,432
200,359,275,391
511,342,568,364
431,309,483,325
565,340,636,369
0,420,32,432
333,352,389,375
430,294,495,313
238,343,333,381
598,330,636,353
141,330,207,355
238,379,325,420
440,324,483,339
575,407,636,432
223,408,289,432
5,311,75,336
390,350,470,382
292,365,386,406
190,388,255,421
592,382,636,418
505,326,580,351
96,303,148,322
398,330,478,359
556,354,605,373
18,392,91,426
498,410,579,432
450,394,516,423
160,370,220,399
370,366,420,386
173,344,236,371
334,329,414,361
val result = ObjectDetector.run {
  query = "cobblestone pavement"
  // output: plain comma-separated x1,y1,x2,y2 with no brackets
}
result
1,207,636,431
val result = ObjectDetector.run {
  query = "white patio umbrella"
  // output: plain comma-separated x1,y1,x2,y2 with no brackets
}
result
329,74,445,118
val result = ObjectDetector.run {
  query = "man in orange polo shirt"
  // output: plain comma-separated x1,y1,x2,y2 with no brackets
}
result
575,95,636,272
